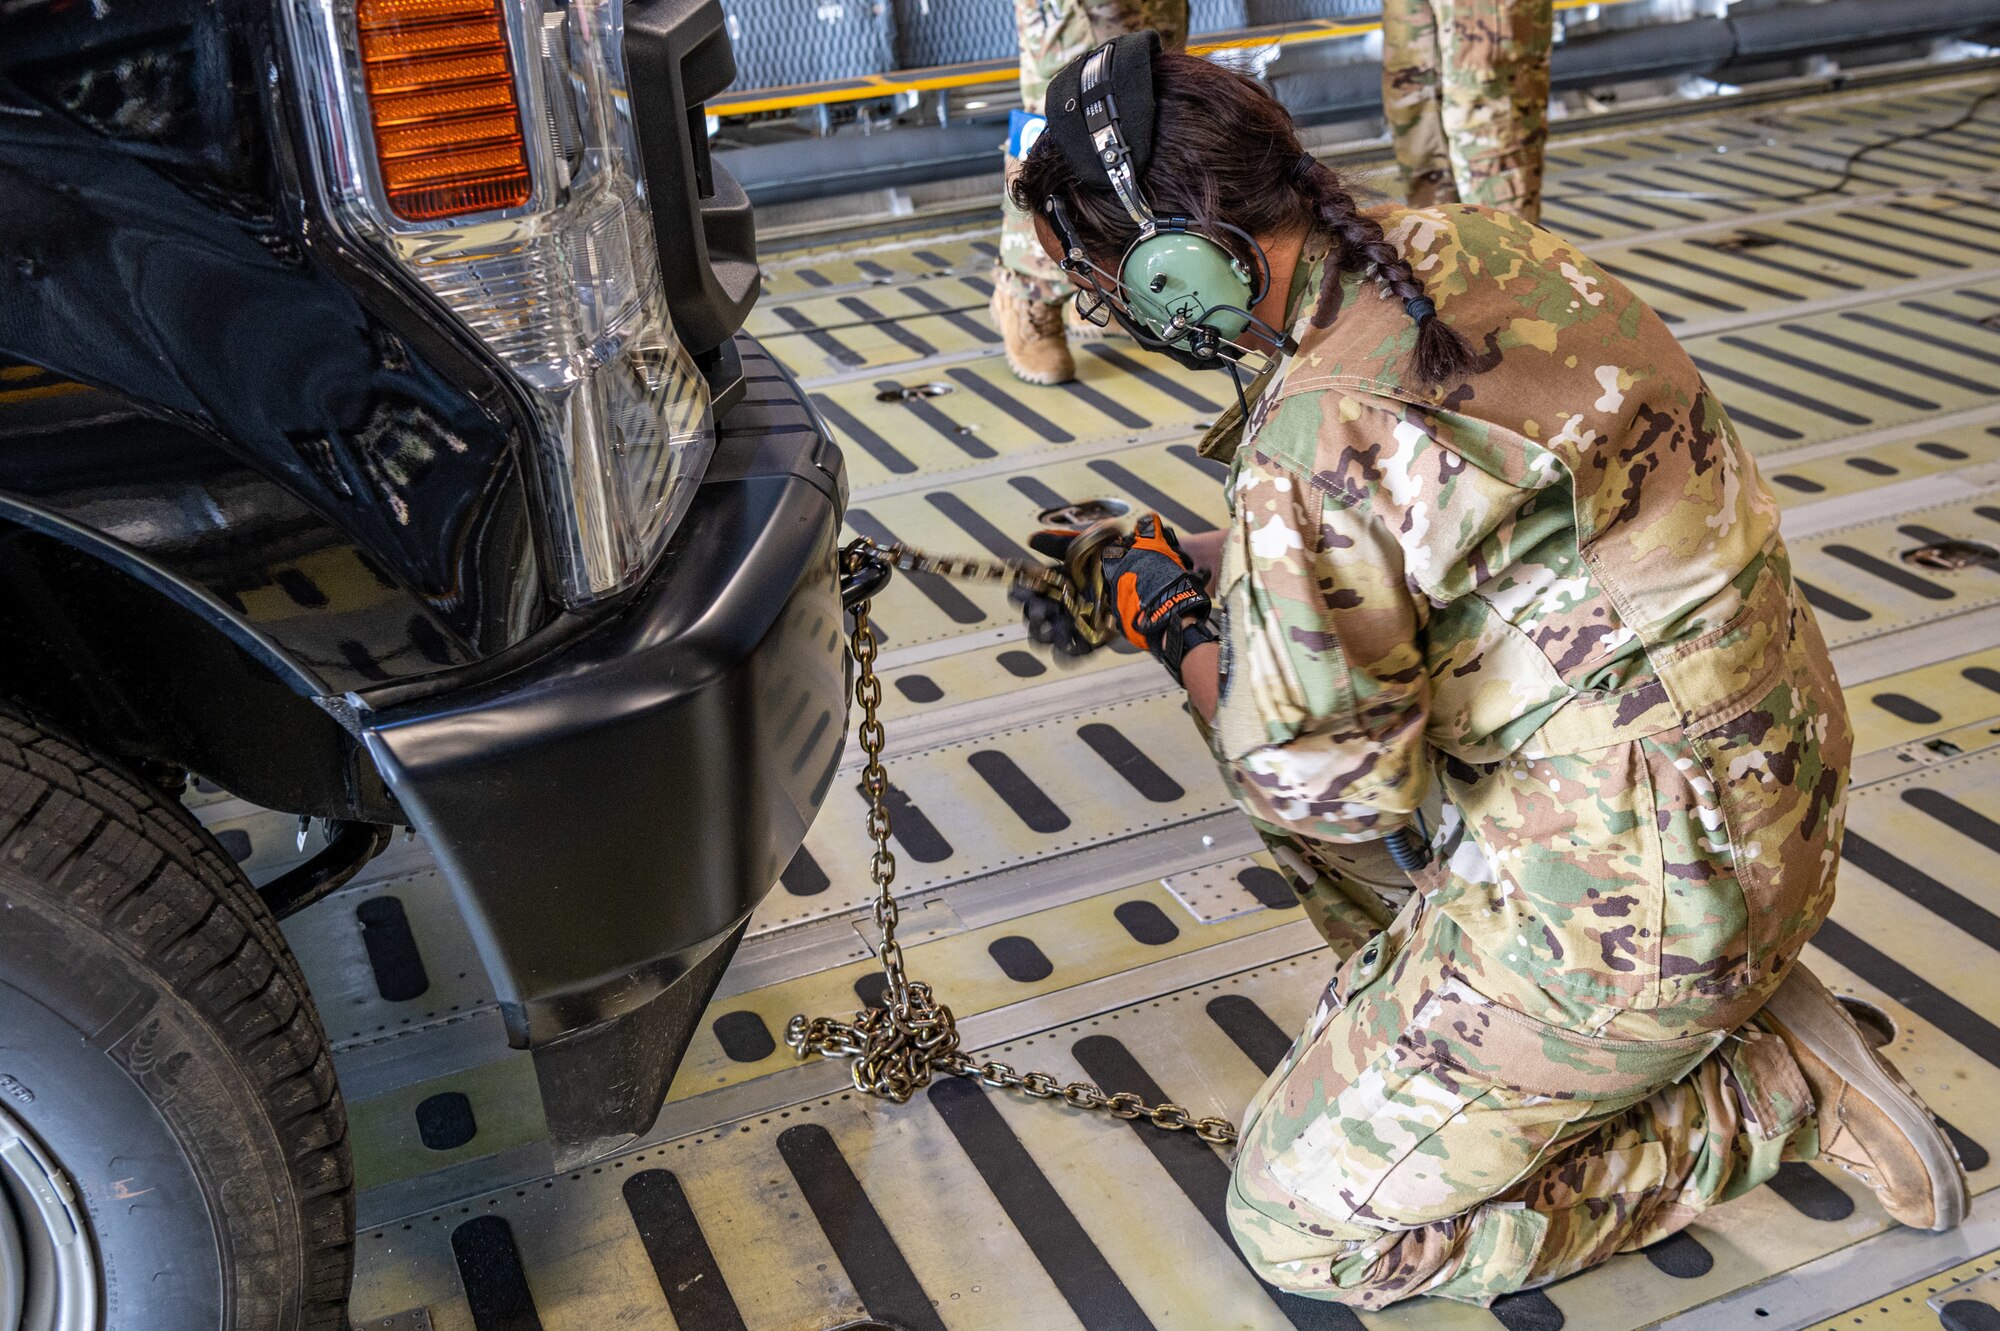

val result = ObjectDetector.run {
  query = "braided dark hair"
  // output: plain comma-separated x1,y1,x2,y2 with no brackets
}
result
1012,51,1475,386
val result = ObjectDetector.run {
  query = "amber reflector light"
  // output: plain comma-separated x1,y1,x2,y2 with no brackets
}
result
356,0,532,221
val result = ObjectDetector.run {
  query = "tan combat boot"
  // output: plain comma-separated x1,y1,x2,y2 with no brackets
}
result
1762,963,1969,1231
991,282,1073,386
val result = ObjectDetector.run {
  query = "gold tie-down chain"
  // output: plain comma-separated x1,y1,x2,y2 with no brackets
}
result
784,538,1239,1146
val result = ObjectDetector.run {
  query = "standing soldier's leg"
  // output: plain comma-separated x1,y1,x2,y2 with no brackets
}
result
1380,0,1459,208
994,0,1188,386
1434,0,1552,221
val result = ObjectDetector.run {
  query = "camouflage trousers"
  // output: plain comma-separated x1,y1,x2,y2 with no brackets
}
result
1225,880,1824,1308
996,0,1188,305
1381,0,1553,222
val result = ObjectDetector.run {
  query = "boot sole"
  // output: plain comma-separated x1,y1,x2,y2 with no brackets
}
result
1000,355,1074,386
1766,965,1970,1231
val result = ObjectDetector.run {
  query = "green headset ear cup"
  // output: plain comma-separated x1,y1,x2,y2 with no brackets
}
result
1119,231,1256,346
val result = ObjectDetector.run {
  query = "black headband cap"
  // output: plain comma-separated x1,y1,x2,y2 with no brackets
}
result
1044,30,1162,192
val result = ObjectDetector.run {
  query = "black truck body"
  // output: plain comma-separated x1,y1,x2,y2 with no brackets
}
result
0,0,846,1158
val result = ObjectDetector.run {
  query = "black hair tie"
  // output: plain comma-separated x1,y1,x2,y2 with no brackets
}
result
1289,154,1319,182
1404,296,1436,322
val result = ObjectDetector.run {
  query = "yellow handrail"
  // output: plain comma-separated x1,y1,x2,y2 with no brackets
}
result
712,0,1638,116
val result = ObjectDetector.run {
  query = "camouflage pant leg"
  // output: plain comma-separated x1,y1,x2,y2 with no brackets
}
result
1225,905,1818,1308
1432,0,1553,222
997,0,1190,304
1380,0,1460,209
1259,825,1407,952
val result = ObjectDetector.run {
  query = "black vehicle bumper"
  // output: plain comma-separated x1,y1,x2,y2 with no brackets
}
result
358,336,846,1156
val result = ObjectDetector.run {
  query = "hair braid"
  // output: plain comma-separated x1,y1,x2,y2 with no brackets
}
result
1010,51,1479,388
1294,157,1474,386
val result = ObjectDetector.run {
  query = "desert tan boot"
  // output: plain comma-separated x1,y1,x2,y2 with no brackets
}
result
1762,962,1969,1231
992,282,1073,386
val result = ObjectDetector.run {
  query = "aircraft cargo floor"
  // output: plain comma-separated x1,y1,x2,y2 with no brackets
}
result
198,60,2000,1331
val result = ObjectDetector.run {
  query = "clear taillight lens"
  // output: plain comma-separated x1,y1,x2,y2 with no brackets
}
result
287,0,715,606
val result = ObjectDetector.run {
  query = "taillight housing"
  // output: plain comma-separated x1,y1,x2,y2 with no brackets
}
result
286,0,716,607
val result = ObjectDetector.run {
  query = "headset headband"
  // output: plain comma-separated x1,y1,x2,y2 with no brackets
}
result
1077,43,1156,234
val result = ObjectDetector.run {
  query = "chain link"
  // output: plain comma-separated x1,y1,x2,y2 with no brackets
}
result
845,531,1124,651
786,541,1239,1147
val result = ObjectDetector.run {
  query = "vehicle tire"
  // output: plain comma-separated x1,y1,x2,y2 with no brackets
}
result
0,705,353,1330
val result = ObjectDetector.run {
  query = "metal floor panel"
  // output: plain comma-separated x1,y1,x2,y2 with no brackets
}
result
316,68,2000,1331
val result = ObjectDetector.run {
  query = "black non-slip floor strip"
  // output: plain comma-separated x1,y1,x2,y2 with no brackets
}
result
839,296,938,358
1010,474,1071,511
1640,164,1765,210
1084,343,1225,413
1604,173,1720,223
1717,336,1940,411
1743,145,1908,189
887,384,1000,458
946,366,1075,443
1841,831,2000,953
624,1170,751,1331
1069,1034,1365,1331
967,748,1072,834
1087,458,1218,533
1822,544,1955,600
1795,578,1872,621
1691,241,1861,292
927,1076,1161,1331
1786,216,1967,270
1693,356,1857,428
1630,250,1804,304
777,1124,951,1331
451,1215,546,1331
772,305,864,367
1543,195,1635,235
356,895,430,1003
845,510,985,624
1767,231,1918,280
1206,994,1298,1075
1902,787,2000,859
1599,259,1741,315
1641,1231,1716,1279
1869,205,2000,260
1853,308,2000,367
1781,324,1996,395
1061,376,1151,429
1078,722,1186,803
810,394,918,474
1809,917,2000,1068
925,490,1037,563
1765,1161,1856,1221
1169,442,1229,481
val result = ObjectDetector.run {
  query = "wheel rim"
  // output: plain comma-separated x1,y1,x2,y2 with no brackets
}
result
0,1104,97,1331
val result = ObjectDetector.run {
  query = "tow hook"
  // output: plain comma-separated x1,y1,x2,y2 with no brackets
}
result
839,545,895,609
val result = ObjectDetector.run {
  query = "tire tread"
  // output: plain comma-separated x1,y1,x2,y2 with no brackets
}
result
0,707,352,1330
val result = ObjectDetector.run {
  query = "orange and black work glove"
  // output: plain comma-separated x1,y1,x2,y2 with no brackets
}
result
1010,525,1099,657
1099,514,1219,685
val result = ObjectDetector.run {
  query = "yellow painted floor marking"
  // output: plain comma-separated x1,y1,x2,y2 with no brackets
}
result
1848,645,2000,756
1765,422,2000,506
685,873,1296,1100
756,690,1233,930
1788,493,2000,645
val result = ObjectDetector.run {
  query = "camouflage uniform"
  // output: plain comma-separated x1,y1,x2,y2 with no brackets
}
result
996,0,1189,305
1381,0,1553,222
1199,205,1852,1305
